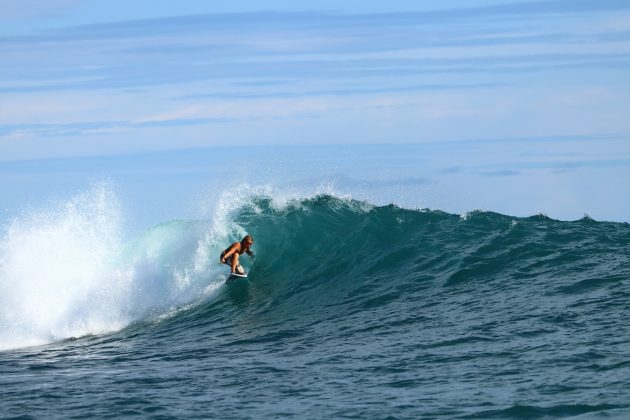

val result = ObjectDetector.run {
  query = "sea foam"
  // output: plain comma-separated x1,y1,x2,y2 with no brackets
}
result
0,185,229,351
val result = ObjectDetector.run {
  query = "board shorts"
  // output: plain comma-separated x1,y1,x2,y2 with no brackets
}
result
222,254,235,266
221,252,244,274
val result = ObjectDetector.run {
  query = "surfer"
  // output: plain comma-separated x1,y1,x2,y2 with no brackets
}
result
220,235,254,275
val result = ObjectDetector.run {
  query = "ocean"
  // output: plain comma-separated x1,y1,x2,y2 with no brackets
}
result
1,144,630,418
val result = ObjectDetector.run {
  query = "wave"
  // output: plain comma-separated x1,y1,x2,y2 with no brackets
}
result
1,186,629,351
232,195,629,317
0,185,237,350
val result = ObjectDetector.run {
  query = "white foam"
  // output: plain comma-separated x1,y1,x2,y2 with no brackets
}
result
0,185,128,350
0,184,229,351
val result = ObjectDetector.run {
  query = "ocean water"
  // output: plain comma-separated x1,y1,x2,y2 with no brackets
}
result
1,184,630,418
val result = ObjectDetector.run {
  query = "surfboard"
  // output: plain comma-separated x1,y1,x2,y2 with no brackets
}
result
226,271,248,284
221,260,247,278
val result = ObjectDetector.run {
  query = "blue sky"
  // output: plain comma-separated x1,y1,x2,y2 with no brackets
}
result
1,1,630,222
2,0,630,160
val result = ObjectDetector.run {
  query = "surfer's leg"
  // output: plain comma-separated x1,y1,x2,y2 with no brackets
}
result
231,254,239,273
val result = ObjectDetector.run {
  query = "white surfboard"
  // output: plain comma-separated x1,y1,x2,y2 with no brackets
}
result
221,261,247,279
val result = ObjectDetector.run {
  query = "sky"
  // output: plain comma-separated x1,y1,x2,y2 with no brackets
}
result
2,0,630,159
1,1,630,222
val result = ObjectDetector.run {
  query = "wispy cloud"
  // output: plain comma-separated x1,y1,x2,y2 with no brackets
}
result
1,1,630,159
5,1,630,42
0,0,79,21
479,169,521,176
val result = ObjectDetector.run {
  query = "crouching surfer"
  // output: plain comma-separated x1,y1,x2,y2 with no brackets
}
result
220,235,254,275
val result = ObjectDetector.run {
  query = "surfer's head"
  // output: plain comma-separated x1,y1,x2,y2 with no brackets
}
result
242,235,254,246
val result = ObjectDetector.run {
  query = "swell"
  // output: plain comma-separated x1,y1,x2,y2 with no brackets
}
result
130,195,630,418
166,195,630,341
238,195,630,294
2,191,629,351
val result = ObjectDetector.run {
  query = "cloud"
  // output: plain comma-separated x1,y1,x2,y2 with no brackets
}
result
0,118,237,138
330,175,432,188
3,1,630,100
440,166,463,174
4,1,630,45
0,0,80,20
2,51,628,95
523,158,630,171
2,0,630,161
479,169,521,176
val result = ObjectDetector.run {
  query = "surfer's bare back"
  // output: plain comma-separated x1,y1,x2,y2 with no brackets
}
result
220,235,254,274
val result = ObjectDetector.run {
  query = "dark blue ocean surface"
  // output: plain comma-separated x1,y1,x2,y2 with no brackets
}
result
1,195,630,418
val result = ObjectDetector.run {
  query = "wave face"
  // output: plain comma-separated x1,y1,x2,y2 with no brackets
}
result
243,195,630,301
1,193,630,418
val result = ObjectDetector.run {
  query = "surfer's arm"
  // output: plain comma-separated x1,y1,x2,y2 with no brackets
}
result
246,250,254,257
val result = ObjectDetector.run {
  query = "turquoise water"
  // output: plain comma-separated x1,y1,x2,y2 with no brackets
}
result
1,194,629,418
